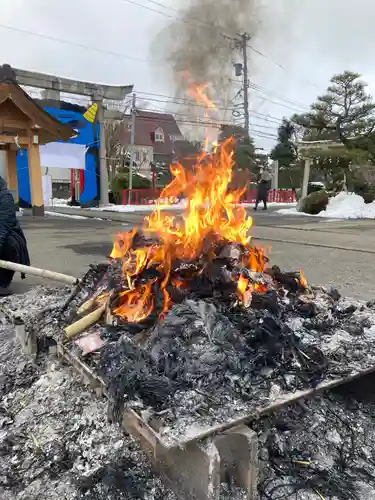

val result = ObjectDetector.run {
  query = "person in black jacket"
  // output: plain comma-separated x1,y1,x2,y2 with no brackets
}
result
254,170,271,211
0,176,30,295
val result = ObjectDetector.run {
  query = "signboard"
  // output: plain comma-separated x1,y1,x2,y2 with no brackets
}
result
40,142,86,170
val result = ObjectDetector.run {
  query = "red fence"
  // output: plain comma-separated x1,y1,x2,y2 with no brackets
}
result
121,188,295,206
240,189,296,204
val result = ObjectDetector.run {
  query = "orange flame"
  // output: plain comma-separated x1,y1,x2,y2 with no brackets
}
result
237,274,252,307
298,269,308,289
113,281,155,323
237,275,248,295
187,83,217,151
109,137,255,322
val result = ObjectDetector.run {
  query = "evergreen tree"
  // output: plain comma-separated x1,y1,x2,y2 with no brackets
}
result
218,124,256,171
270,118,297,168
291,71,375,189
292,71,375,153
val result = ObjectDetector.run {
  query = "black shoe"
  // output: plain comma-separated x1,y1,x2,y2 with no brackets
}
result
262,207,267,211
253,206,258,211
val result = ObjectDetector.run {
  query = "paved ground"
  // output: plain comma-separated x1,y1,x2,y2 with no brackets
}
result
10,212,375,301
45,204,318,227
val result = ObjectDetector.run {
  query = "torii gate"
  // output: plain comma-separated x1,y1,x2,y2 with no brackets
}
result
13,67,133,206
298,140,347,197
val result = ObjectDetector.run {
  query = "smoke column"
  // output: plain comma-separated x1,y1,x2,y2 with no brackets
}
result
154,0,262,102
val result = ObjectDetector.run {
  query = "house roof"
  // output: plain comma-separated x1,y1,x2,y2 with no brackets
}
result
123,110,183,157
0,64,77,144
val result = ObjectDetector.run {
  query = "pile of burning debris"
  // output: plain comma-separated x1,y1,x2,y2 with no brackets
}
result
2,137,375,498
32,138,375,446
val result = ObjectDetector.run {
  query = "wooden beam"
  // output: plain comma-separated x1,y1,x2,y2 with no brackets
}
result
0,135,28,145
6,149,18,204
0,119,32,131
28,138,44,216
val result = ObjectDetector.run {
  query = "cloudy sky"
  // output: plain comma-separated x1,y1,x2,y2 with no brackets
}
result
2,0,375,149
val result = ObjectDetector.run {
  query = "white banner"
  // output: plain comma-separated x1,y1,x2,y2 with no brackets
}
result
42,175,53,206
40,142,86,170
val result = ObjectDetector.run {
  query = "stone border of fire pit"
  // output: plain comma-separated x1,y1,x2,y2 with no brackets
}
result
57,342,259,500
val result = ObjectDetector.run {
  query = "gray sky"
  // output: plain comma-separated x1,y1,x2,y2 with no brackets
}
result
2,0,375,149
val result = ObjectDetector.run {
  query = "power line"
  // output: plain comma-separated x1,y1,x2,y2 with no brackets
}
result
245,42,320,90
133,92,285,124
230,78,310,111
249,82,310,110
0,23,151,64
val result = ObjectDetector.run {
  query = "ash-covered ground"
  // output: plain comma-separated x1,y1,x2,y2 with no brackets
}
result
0,311,178,500
2,282,375,499
254,385,375,500
3,263,375,448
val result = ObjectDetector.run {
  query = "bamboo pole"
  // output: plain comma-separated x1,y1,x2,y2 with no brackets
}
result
0,260,78,285
76,296,96,315
64,305,106,340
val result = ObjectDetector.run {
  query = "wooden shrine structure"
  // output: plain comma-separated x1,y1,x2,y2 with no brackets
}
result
0,64,76,215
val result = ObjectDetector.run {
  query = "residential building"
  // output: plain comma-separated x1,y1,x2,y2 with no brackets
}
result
122,110,184,179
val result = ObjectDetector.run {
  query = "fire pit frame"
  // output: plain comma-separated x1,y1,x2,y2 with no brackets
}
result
57,340,375,447
57,342,259,500
56,340,375,500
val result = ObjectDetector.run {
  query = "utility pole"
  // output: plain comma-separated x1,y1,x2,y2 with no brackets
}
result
240,33,250,135
233,33,251,135
128,93,136,204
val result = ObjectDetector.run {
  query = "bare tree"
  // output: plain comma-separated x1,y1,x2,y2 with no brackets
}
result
105,119,128,180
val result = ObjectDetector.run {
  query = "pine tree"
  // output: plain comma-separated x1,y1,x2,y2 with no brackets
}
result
270,118,297,168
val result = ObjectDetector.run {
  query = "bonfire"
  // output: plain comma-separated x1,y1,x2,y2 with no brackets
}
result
3,132,375,500
108,136,273,322
47,134,375,451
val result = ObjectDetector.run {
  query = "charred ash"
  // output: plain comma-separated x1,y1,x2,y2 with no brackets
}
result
47,246,375,447
254,381,375,500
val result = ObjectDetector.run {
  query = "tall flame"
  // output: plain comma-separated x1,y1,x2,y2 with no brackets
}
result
109,81,262,322
110,136,254,321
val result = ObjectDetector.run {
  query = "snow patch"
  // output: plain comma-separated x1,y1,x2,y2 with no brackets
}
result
45,211,88,220
278,191,375,219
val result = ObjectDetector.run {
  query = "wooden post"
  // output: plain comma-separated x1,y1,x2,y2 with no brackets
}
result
6,148,18,206
28,136,44,216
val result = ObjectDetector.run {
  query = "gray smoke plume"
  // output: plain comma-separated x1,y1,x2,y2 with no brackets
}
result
154,0,262,103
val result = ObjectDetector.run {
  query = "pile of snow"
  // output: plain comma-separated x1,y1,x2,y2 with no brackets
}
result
45,211,88,220
50,197,72,206
278,191,375,219
90,200,188,213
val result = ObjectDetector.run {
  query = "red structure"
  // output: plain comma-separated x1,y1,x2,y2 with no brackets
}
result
121,189,296,206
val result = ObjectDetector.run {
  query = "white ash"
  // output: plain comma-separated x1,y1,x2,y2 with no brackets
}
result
0,285,68,321
0,285,68,341
0,320,176,500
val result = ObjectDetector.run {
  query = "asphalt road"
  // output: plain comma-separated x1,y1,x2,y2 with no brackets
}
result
45,204,318,228
8,213,375,301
